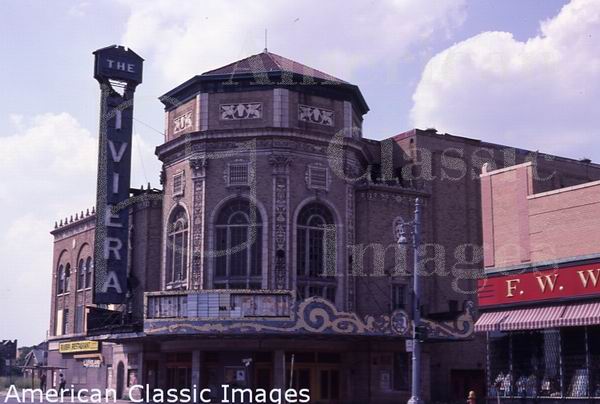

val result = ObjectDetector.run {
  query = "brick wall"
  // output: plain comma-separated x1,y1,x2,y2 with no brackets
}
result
49,191,162,337
481,162,600,270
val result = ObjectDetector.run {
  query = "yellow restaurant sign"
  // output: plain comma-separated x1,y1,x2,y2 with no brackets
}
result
59,341,100,354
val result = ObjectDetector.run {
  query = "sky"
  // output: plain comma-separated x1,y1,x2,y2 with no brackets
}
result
1,0,599,346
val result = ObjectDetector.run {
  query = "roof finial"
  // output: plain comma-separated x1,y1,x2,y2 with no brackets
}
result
264,28,268,53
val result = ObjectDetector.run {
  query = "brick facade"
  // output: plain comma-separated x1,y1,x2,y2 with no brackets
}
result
481,162,600,270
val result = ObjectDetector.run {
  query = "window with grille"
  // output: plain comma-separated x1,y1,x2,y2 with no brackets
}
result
228,163,249,186
173,172,185,196
308,166,328,190
391,284,406,310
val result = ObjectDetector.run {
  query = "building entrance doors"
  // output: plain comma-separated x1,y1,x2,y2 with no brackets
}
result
165,353,192,391
288,365,340,403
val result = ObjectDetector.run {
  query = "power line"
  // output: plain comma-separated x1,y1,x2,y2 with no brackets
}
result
133,117,165,137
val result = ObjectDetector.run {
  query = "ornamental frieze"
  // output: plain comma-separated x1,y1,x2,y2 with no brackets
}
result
145,296,475,340
220,103,262,120
173,111,193,134
299,104,334,126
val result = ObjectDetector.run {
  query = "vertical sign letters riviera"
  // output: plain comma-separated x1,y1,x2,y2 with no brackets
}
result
92,45,144,304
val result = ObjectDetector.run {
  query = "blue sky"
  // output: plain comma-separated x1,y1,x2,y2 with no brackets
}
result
2,0,599,345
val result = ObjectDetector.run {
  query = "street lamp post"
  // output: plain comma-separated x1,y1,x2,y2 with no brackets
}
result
394,197,423,404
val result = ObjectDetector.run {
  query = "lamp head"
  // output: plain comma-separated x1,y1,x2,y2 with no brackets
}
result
393,216,409,245
398,233,409,245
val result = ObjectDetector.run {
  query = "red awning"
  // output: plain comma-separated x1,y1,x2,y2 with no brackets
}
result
501,305,565,330
475,302,600,332
474,311,510,332
561,302,600,327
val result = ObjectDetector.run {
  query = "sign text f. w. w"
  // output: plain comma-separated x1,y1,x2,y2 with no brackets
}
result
478,262,600,308
92,45,143,304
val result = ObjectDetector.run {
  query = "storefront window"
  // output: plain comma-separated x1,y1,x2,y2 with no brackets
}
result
489,329,561,398
539,329,561,398
562,327,587,397
589,327,600,397
489,332,511,397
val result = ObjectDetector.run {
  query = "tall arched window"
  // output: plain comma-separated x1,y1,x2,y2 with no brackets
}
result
296,203,337,302
214,199,262,289
78,259,85,290
64,263,71,293
57,264,65,294
166,206,189,288
85,257,93,289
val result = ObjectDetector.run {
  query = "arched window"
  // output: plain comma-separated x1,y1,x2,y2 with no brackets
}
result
85,257,93,289
214,199,262,289
57,264,64,294
64,263,71,293
78,259,85,290
296,203,337,302
166,207,189,287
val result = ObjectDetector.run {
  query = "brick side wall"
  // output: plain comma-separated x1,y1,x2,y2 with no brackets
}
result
49,193,162,337
528,179,600,263
481,162,600,270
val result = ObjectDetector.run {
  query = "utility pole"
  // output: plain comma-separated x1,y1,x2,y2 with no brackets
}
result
394,197,423,404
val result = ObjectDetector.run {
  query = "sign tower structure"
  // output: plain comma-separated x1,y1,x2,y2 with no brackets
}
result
92,45,143,304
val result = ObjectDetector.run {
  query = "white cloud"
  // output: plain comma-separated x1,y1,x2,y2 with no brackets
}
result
0,112,158,345
119,0,467,83
410,0,600,161
0,113,96,344
0,112,97,211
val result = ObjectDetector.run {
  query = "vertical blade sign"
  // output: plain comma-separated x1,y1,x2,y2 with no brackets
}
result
92,45,144,304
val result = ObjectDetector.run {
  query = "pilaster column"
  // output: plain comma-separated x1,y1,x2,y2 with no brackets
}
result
157,352,167,390
273,350,286,390
269,155,291,290
192,350,203,403
190,156,208,289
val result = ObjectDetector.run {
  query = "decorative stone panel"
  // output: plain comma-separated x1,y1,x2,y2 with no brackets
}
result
269,154,291,289
299,104,334,126
220,103,262,120
190,156,208,289
346,184,355,311
173,112,193,135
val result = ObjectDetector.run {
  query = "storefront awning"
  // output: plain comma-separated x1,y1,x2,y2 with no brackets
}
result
561,302,600,327
475,302,600,332
473,311,510,332
503,305,565,330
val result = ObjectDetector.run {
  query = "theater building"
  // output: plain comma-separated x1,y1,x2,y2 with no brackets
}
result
477,162,600,401
46,49,600,403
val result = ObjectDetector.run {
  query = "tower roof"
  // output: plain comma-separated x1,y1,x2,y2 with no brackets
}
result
201,50,347,84
161,50,369,114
